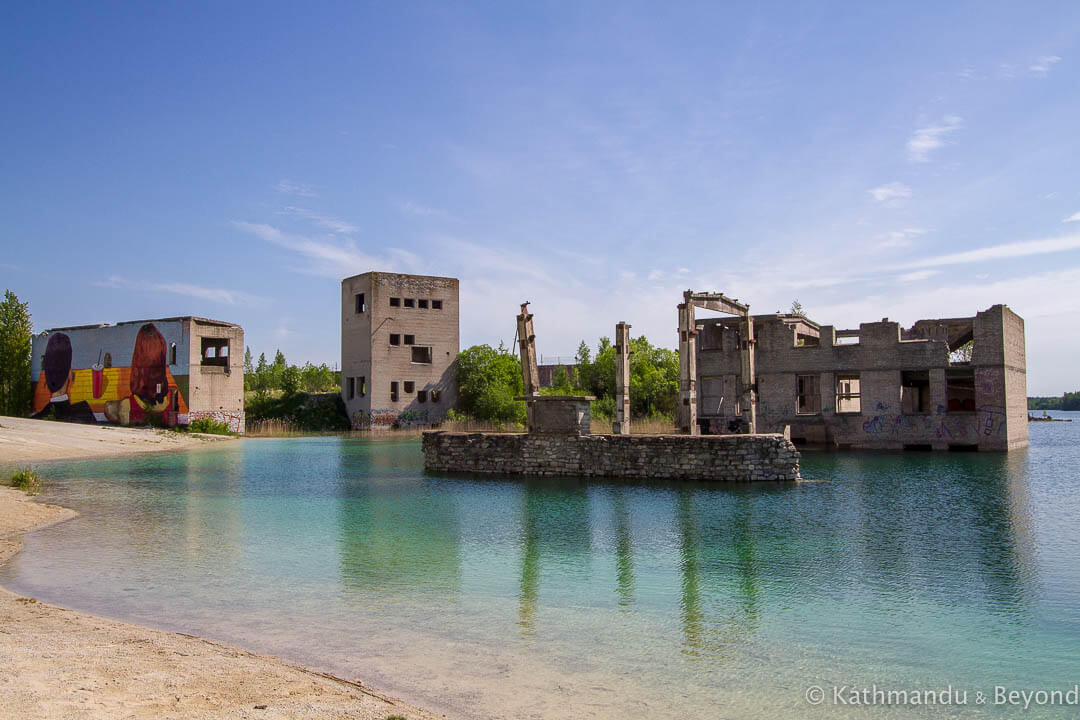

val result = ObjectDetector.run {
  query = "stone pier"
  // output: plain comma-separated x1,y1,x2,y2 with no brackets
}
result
422,432,801,482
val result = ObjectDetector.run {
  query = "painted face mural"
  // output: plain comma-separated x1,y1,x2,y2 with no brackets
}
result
130,324,169,408
31,322,189,427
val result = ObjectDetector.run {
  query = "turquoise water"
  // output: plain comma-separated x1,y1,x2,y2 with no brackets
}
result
3,415,1080,719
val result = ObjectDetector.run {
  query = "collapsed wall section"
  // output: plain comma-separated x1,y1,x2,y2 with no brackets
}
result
422,432,801,482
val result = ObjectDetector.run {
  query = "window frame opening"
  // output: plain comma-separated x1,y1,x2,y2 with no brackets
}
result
796,374,821,415
411,346,433,364
389,333,401,346
419,299,429,309
432,300,443,310
347,377,355,400
403,381,415,393
390,381,399,402
404,298,416,308
389,297,401,307
946,368,976,412
200,338,230,368
417,390,427,403
836,373,862,414
901,370,931,414
403,334,415,345
431,389,440,403
355,293,366,314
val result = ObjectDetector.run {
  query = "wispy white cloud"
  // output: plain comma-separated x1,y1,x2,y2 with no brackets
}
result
395,199,449,218
878,228,927,248
279,206,358,234
1063,211,1080,223
907,115,963,163
275,180,317,198
1029,55,1061,76
97,275,266,306
868,182,912,204
898,269,939,282
233,221,420,278
900,234,1080,270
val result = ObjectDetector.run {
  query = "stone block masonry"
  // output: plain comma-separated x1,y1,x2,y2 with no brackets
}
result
422,432,801,482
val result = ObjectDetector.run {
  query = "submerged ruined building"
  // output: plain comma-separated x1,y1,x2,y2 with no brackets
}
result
341,271,459,429
685,297,1027,451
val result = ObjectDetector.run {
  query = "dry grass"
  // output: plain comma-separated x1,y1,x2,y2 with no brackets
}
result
590,415,678,435
440,418,526,433
245,418,305,437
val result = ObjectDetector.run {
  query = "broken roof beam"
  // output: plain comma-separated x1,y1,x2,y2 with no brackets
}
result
686,291,749,316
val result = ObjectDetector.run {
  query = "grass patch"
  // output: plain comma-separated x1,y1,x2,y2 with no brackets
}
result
10,467,43,494
185,417,233,435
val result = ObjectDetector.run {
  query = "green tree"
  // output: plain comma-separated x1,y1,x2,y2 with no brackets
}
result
456,344,526,423
243,346,254,390
0,290,33,416
280,365,302,396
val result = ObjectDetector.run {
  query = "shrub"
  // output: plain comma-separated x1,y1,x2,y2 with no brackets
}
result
186,417,232,435
10,467,42,493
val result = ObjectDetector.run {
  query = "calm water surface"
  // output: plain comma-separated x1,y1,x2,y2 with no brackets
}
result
4,415,1080,719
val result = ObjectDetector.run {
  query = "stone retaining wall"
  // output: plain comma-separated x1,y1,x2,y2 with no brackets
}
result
422,432,800,482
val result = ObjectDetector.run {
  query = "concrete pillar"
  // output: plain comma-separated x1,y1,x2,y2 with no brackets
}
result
741,315,757,434
517,303,540,430
613,321,631,435
677,293,698,435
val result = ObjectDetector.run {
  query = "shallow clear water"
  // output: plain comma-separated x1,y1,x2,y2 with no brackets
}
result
4,414,1080,719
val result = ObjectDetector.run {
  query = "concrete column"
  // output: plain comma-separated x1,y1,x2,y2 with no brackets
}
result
677,294,698,435
517,303,540,430
613,321,631,435
741,316,757,433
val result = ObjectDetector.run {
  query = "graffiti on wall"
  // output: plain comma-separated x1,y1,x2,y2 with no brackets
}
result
352,408,431,429
188,410,244,434
31,323,190,428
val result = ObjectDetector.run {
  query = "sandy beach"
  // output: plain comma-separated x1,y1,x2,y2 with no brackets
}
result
0,420,443,720
0,415,238,465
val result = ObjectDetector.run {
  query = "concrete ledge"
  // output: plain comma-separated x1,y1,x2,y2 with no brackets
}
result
422,431,801,482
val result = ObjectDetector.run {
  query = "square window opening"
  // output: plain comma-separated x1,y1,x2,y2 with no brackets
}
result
901,370,931,414
389,297,401,307
404,381,415,393
389,334,400,346
417,390,427,403
200,338,229,367
404,334,415,345
411,346,433,364
419,299,429,309
836,374,861,413
946,368,976,412
404,298,416,308
432,300,443,310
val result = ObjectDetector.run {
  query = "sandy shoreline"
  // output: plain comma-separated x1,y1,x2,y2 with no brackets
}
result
0,415,237,465
0,421,444,720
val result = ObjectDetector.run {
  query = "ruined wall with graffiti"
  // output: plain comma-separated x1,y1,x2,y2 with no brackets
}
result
187,410,244,433
352,407,432,429
31,321,193,428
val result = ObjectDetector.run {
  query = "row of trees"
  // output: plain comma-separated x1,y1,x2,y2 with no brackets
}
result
243,347,340,397
455,334,680,424
1028,392,1080,411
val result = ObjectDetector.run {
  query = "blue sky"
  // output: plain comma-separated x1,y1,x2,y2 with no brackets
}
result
2,2,1078,394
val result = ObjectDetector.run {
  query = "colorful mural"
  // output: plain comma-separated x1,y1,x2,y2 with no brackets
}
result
31,322,190,428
